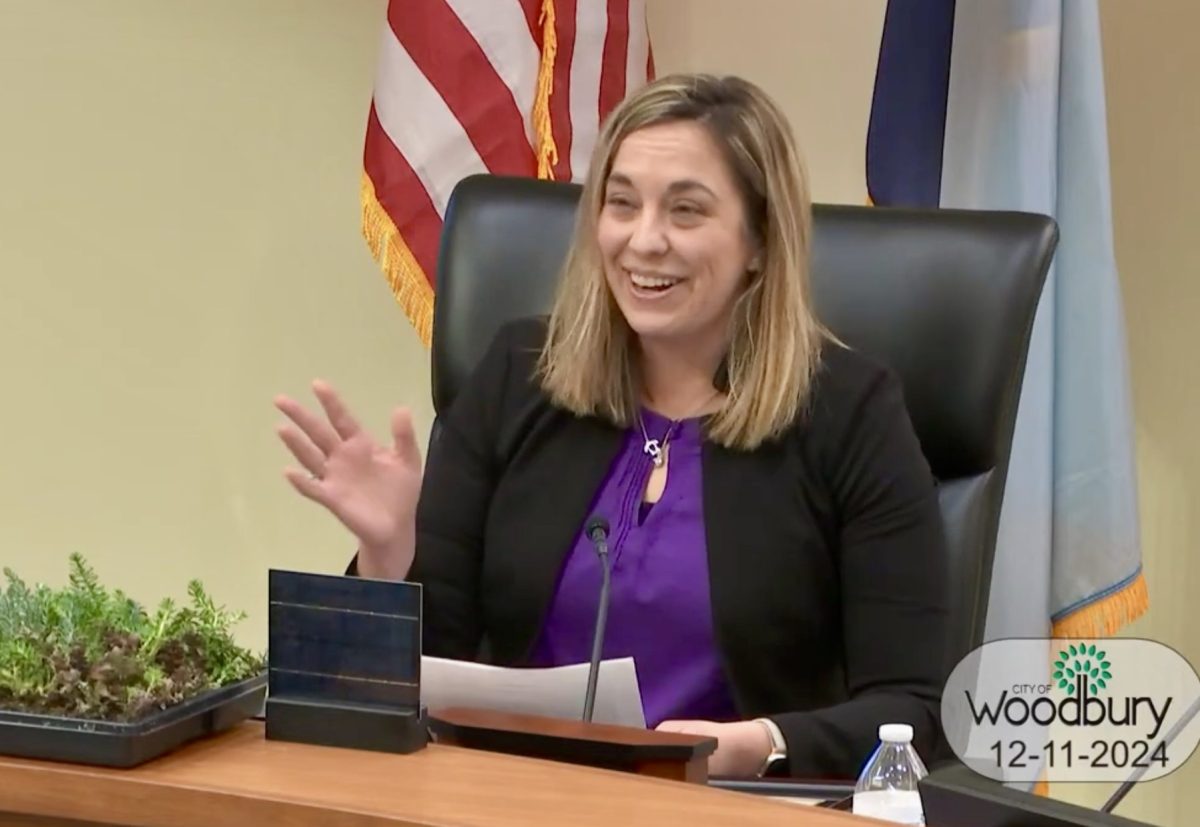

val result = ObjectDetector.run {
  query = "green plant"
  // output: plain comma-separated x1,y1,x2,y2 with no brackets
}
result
0,554,264,722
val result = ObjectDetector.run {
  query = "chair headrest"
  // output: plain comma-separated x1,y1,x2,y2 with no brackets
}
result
808,204,1057,477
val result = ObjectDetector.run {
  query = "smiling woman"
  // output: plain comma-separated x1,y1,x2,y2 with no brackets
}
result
274,73,951,782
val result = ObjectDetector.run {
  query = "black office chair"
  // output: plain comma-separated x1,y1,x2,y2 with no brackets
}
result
431,173,1059,681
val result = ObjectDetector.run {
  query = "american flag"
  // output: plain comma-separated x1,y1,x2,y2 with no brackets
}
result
361,0,654,345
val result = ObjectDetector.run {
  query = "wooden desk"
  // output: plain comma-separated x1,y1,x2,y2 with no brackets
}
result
0,722,888,827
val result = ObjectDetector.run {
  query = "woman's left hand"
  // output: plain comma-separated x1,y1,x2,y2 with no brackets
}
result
654,719,771,777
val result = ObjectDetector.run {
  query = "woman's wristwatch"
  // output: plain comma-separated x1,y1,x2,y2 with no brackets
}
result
753,717,788,777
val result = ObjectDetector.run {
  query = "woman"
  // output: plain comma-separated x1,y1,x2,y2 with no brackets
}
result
274,73,950,780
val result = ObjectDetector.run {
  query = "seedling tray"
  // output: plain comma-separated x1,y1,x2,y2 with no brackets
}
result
0,672,266,768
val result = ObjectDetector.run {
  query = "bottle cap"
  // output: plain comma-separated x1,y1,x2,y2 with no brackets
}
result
879,723,914,743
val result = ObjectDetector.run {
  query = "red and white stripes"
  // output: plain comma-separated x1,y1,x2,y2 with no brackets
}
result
361,0,652,345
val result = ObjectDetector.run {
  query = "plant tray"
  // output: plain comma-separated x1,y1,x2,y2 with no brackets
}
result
0,672,267,768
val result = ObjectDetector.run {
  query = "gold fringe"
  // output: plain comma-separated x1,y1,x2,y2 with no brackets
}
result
360,170,434,348
532,0,559,179
1033,778,1049,797
364,0,555,344
1050,571,1150,640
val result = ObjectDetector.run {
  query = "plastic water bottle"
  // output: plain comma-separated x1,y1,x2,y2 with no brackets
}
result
852,723,928,825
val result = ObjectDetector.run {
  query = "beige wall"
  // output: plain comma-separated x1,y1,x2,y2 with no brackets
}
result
0,0,431,650
646,0,887,205
0,1,1195,823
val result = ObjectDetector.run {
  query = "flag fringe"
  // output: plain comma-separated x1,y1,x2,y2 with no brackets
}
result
360,170,434,348
533,0,559,179
1050,571,1149,639
364,0,556,347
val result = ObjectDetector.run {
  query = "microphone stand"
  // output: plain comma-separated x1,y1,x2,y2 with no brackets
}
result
582,520,612,723
1101,691,1200,813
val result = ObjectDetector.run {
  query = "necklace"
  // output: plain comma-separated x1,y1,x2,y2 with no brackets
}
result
637,416,676,468
636,389,722,469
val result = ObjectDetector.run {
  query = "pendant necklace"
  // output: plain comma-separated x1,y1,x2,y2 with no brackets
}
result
636,390,721,468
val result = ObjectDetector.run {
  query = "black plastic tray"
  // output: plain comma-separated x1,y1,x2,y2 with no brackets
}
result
0,672,267,768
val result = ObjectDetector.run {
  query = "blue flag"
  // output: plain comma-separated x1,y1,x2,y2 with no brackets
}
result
867,0,1146,643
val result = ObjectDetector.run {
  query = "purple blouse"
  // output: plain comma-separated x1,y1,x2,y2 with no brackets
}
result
526,408,739,727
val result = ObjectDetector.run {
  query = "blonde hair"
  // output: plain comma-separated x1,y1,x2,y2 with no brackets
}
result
536,73,828,450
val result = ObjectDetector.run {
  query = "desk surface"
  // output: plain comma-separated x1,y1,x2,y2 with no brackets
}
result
0,722,891,827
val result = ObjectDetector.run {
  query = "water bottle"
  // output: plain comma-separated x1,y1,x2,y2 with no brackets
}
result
852,723,928,825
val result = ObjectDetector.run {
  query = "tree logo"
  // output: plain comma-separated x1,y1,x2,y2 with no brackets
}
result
1055,642,1113,696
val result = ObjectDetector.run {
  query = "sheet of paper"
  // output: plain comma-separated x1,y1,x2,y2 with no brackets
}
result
420,655,646,728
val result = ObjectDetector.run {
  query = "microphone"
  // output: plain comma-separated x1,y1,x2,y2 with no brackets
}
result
582,516,612,723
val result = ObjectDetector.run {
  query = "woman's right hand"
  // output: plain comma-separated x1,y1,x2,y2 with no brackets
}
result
273,380,423,581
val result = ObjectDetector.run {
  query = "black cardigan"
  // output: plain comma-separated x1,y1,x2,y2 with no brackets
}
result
353,316,950,779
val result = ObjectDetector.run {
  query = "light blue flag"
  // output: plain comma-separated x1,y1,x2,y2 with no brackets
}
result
868,0,1146,645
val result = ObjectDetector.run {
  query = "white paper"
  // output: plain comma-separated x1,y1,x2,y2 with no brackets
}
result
420,655,646,728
